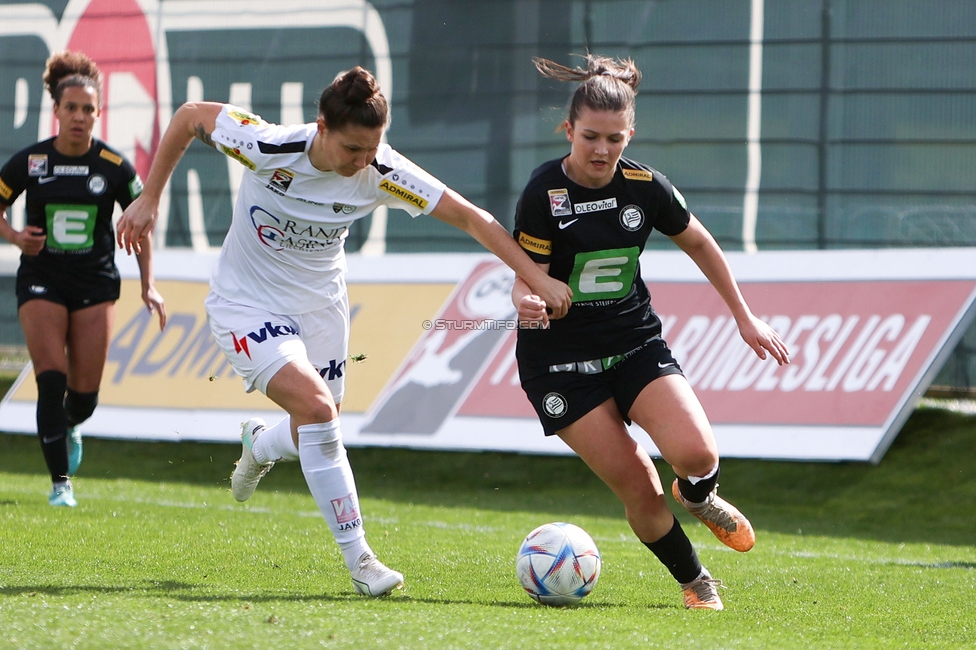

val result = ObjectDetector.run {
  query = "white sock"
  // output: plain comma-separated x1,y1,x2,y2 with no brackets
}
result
252,416,299,464
298,419,373,572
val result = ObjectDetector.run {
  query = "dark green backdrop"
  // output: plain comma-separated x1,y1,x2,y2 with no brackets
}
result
1,0,974,388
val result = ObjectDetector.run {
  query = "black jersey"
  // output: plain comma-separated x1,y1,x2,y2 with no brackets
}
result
513,156,690,380
0,137,142,275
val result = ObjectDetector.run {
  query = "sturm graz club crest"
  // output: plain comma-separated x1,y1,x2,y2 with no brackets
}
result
619,205,644,231
87,174,107,195
543,392,568,418
333,202,356,214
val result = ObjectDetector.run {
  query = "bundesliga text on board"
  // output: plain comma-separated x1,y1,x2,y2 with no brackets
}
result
460,281,966,427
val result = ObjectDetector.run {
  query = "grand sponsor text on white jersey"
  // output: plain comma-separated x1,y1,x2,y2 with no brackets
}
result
209,104,446,313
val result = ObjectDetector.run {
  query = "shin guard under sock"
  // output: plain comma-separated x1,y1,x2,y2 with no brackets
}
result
35,370,69,482
298,420,372,571
643,516,703,585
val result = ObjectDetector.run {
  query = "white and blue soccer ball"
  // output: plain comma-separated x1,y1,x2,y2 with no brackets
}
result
516,522,602,606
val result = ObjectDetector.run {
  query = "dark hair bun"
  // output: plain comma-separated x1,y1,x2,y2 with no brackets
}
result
317,65,389,130
334,66,379,105
43,50,101,100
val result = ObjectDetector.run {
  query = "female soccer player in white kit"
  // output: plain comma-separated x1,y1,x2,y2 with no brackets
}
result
117,66,572,597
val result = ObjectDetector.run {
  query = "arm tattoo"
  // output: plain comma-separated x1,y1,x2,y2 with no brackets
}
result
193,122,216,149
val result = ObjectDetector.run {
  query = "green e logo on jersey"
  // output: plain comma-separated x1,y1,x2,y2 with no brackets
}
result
568,247,640,302
45,204,97,251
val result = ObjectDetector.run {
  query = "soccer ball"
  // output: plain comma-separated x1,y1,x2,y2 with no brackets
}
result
516,522,601,606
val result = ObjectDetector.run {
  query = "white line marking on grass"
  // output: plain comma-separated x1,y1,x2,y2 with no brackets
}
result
589,532,973,569
423,521,499,533
689,541,974,569
93,491,497,532
6,485,504,533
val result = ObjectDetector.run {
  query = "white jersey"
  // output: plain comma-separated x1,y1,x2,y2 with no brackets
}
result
209,104,447,314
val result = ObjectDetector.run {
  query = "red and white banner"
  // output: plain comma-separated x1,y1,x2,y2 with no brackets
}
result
353,247,976,463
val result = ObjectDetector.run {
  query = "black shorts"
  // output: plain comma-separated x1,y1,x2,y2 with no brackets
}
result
16,261,121,311
521,337,684,436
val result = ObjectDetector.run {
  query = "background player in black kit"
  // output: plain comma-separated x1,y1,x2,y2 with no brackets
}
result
0,51,166,507
512,54,791,610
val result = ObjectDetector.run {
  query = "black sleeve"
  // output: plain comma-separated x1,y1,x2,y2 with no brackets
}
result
92,141,140,209
513,186,553,264
0,151,27,207
651,173,691,237
114,156,142,210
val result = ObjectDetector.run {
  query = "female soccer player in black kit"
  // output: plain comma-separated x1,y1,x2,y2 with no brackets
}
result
0,51,166,507
512,54,790,610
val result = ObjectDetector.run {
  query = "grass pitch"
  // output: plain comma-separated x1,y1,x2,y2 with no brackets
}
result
1,377,974,648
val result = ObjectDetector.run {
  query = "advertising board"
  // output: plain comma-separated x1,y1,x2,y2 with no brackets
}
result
2,248,974,463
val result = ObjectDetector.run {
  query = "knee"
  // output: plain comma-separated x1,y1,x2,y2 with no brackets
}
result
64,388,98,426
288,391,338,426
669,444,718,479
307,398,338,424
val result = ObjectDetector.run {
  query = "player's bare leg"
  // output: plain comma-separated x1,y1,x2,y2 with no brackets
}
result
630,375,755,552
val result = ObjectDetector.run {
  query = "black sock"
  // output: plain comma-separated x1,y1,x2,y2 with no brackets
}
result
64,388,98,427
36,370,69,482
676,464,720,503
643,516,703,585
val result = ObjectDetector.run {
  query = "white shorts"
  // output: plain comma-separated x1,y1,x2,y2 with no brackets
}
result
205,292,349,402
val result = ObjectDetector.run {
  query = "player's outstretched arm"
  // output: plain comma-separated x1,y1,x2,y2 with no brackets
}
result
670,214,790,365
512,271,551,328
135,232,167,331
117,101,224,254
430,189,572,318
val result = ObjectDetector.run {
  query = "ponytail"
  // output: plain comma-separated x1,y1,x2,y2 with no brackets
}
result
534,54,641,129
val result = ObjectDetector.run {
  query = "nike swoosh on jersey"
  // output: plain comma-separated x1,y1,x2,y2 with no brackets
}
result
38,176,58,184
658,362,675,369
558,218,578,229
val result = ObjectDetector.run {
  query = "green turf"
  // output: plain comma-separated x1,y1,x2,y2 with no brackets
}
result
1,373,975,648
